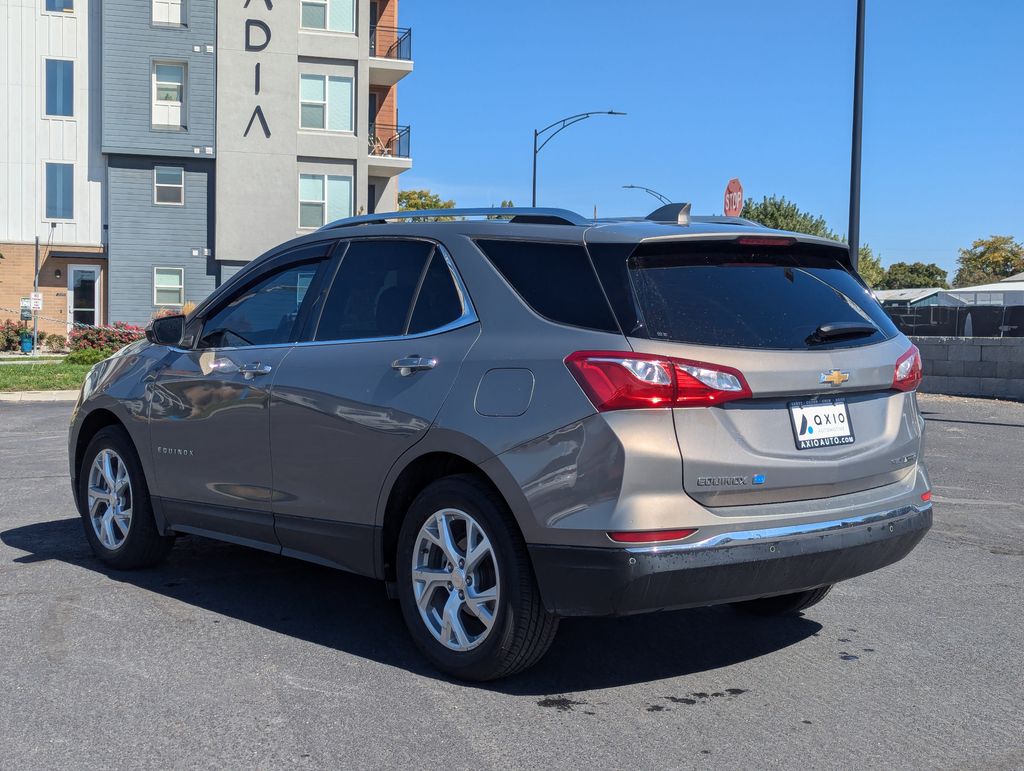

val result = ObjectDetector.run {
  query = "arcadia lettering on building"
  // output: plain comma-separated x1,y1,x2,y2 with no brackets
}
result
243,0,272,138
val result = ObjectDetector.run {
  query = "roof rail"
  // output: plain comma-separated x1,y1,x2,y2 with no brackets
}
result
646,202,692,225
321,207,589,229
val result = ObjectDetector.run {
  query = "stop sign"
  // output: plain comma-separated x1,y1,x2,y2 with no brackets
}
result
724,178,744,217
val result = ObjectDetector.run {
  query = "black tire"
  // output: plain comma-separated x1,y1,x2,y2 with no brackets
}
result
77,425,174,570
396,474,559,681
731,585,833,617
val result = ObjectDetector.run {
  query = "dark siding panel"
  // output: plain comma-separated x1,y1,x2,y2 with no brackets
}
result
107,156,218,325
101,0,216,156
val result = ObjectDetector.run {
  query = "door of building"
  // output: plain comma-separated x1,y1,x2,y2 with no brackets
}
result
68,265,100,331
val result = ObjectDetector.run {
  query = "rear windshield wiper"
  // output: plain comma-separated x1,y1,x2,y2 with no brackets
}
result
805,322,878,345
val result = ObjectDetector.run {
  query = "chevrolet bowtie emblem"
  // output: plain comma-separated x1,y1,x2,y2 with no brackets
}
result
820,370,850,387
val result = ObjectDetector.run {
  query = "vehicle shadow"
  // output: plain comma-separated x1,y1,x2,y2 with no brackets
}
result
2,517,822,694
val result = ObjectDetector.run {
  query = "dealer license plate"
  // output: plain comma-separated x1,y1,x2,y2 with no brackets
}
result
789,399,855,450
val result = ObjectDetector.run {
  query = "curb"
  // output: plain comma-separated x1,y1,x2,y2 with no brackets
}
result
0,390,79,403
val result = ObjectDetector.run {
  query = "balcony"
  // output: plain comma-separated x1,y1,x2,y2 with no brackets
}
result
368,123,412,176
368,25,413,86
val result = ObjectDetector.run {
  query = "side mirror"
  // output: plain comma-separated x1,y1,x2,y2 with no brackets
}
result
146,314,186,346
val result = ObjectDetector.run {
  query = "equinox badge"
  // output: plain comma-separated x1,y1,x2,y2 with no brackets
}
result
820,370,850,387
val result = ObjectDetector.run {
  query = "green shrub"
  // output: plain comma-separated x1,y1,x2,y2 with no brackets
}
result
64,348,115,366
68,321,145,352
0,320,28,352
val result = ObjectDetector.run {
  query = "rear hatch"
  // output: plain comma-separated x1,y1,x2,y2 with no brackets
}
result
587,235,923,508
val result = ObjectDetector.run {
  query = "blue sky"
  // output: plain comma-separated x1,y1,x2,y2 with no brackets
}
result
398,0,1023,276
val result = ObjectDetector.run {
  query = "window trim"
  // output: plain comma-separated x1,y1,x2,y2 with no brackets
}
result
152,0,187,28
43,58,75,119
42,0,74,16
151,60,187,130
298,74,354,133
153,266,185,307
298,172,353,230
299,0,355,34
153,166,185,206
43,161,74,222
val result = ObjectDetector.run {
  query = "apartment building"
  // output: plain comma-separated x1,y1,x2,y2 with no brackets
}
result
0,0,106,336
0,0,413,331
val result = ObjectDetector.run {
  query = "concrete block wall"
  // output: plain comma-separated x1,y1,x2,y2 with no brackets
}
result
912,337,1024,401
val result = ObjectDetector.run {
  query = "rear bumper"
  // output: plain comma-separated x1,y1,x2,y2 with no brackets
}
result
528,503,932,617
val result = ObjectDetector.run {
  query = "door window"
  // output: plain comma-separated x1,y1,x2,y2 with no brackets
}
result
198,254,329,349
408,253,463,334
70,267,98,327
314,240,437,341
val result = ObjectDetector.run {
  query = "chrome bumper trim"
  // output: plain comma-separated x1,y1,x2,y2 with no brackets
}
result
626,503,931,554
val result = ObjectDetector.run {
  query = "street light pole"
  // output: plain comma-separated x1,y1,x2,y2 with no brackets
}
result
532,110,626,206
848,0,866,271
622,185,671,206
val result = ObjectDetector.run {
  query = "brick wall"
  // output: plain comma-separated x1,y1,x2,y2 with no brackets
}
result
0,243,107,337
912,336,1024,401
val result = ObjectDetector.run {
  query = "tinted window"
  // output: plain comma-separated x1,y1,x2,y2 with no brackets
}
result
475,240,618,333
315,240,433,341
199,260,325,348
45,59,73,116
408,253,463,334
628,244,899,350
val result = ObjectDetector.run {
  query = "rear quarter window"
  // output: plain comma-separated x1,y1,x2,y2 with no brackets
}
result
475,239,619,333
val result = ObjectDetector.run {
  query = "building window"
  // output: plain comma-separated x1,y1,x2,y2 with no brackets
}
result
45,163,73,220
154,267,185,306
152,62,186,129
154,166,185,205
45,0,73,12
299,173,352,229
300,0,354,33
44,60,74,117
299,75,353,132
153,0,185,26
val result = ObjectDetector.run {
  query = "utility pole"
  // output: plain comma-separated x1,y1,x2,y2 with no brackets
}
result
33,236,40,353
848,0,866,270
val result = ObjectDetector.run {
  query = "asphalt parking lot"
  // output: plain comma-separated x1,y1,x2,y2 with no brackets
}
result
1,394,1022,769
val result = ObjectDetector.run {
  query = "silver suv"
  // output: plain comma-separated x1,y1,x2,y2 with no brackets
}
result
69,205,932,681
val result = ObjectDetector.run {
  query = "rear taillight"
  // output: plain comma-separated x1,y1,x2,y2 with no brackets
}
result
608,528,697,544
565,351,752,411
893,344,923,392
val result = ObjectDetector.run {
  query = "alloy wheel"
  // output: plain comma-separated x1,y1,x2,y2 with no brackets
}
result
411,508,501,652
87,448,133,550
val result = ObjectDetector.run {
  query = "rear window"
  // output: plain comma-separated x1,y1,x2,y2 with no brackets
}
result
475,239,619,333
625,243,899,350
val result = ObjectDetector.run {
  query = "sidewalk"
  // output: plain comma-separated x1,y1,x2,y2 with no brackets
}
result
0,390,79,402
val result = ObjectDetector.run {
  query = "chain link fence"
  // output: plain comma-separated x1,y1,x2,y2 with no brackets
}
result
883,304,1024,338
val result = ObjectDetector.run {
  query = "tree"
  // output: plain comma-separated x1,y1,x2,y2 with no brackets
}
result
878,262,949,290
857,245,885,288
740,195,837,239
397,189,455,212
951,235,1024,287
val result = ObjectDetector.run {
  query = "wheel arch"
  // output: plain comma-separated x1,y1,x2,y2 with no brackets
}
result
376,433,534,582
73,408,127,489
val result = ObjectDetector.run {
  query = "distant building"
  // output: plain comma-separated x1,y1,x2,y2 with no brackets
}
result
945,280,1024,306
874,288,962,307
1,0,413,332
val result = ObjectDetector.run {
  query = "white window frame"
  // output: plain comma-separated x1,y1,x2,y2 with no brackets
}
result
154,267,185,307
299,74,353,133
297,173,353,230
298,174,327,229
152,0,186,27
42,0,74,16
43,161,74,222
154,166,185,206
300,0,354,33
43,57,75,119
300,0,328,30
152,61,186,129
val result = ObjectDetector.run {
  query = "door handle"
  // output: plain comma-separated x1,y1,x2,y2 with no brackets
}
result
238,362,273,380
392,356,437,376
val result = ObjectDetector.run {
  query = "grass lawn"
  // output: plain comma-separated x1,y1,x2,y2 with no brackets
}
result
0,363,91,392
